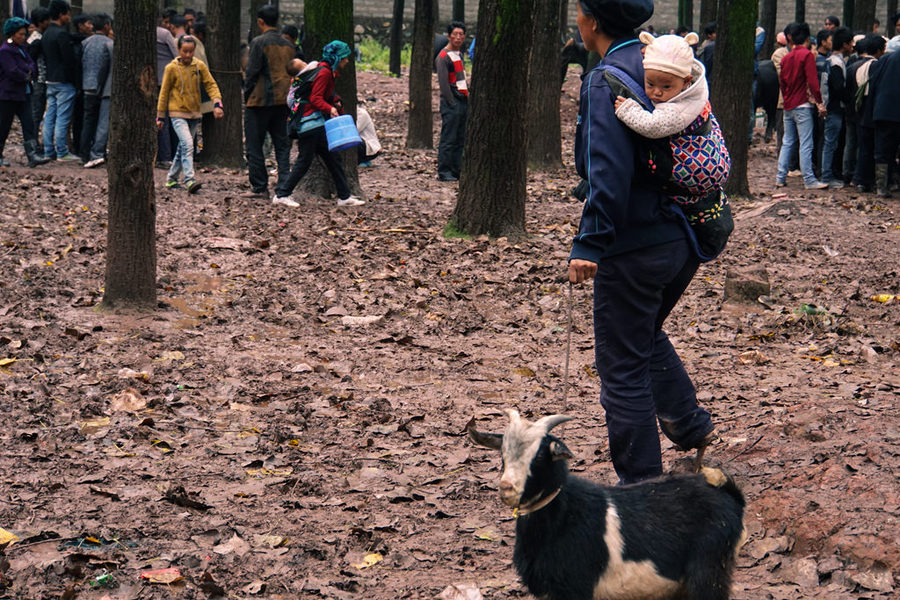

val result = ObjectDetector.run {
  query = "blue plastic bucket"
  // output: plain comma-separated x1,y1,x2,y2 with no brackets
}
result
325,115,363,152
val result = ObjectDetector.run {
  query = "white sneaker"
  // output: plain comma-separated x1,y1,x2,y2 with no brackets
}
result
272,195,299,207
336,196,365,207
84,157,105,168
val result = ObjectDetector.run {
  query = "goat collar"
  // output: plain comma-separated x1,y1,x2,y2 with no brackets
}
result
513,487,561,518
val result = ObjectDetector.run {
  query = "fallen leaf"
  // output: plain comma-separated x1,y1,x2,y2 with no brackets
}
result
110,387,146,412
140,567,183,584
0,527,18,546
351,552,383,569
440,583,484,600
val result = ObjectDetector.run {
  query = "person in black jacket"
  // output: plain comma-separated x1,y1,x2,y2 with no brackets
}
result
820,27,852,188
866,44,900,197
41,0,79,161
853,34,886,192
26,7,50,149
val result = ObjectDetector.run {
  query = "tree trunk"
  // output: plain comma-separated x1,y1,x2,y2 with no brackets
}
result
843,0,855,30
854,0,877,34
102,0,158,310
526,0,563,170
389,0,405,77
202,0,243,168
699,0,717,34
450,0,534,237
302,0,362,199
889,1,899,35
452,0,465,22
795,0,805,24
759,0,777,59
407,0,435,149
678,0,693,30
0,2,9,23
248,0,266,44
710,0,756,198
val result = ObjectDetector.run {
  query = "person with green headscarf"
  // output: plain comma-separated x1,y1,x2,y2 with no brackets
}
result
0,17,51,167
272,40,364,207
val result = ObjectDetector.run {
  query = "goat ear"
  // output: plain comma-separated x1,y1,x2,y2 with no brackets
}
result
549,440,574,461
466,417,503,450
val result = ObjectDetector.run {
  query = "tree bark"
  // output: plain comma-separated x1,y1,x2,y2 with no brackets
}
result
452,0,465,22
759,0,777,59
843,0,855,30
301,0,362,199
889,1,899,35
248,0,266,44
854,0,877,34
451,0,534,237
795,0,805,24
202,0,243,169
0,2,9,23
389,0,405,77
699,0,717,35
407,0,435,149
678,0,693,31
710,0,757,198
102,0,158,310
526,0,563,170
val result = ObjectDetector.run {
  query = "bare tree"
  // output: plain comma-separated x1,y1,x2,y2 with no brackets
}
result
526,0,564,170
843,0,855,30
301,0,362,198
407,0,435,149
0,2,9,23
889,1,899,34
854,0,878,34
699,0,717,35
102,0,158,310
710,0,757,197
678,0,694,30
759,0,777,59
795,0,805,23
452,0,465,22
202,0,243,169
450,0,535,237
248,0,266,44
389,0,405,77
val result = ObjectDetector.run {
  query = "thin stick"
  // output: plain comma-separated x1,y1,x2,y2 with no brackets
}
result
563,282,573,410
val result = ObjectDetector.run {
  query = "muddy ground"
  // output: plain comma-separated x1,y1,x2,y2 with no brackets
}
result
0,68,897,600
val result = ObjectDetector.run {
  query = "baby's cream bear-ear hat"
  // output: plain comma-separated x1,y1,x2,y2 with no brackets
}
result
640,31,699,78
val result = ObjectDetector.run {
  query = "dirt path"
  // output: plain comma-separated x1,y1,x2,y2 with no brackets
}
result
0,69,897,599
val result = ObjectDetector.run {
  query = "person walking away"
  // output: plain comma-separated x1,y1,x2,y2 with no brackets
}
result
79,13,113,168
820,27,853,188
242,4,295,199
26,7,50,156
69,12,92,160
865,41,900,198
569,0,716,485
273,41,364,208
434,21,468,182
0,18,51,167
156,8,177,168
852,34,885,192
41,0,79,161
775,22,828,190
156,35,223,193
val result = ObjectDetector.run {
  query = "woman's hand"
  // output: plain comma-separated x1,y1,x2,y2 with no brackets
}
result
330,106,339,118
568,259,598,284
213,106,224,119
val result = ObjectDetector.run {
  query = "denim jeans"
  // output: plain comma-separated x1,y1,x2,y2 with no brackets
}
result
592,238,712,484
777,107,818,186
820,112,843,182
43,82,76,158
167,117,199,182
80,94,110,160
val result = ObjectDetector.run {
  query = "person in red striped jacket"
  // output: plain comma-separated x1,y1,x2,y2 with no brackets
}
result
435,21,468,182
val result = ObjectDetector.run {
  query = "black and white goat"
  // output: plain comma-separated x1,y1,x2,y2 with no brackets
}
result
468,410,746,600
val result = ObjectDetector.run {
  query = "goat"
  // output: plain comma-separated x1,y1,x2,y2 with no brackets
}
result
468,410,746,600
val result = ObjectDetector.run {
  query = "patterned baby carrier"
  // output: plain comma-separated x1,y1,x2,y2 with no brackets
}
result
600,64,733,262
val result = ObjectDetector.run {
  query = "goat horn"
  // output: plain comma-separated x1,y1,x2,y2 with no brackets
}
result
504,408,522,424
534,414,573,433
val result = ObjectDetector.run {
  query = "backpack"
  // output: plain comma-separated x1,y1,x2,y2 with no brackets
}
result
286,63,325,138
598,64,733,262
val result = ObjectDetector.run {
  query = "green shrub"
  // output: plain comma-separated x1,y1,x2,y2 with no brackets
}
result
357,38,411,74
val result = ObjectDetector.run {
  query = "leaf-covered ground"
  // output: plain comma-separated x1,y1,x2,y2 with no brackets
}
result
0,69,897,599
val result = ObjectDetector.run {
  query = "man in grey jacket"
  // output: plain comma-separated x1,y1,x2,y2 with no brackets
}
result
80,13,113,167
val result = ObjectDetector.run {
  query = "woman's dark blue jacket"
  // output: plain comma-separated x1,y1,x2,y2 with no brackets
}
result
571,37,686,264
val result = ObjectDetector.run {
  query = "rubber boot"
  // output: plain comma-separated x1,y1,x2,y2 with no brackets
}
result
875,164,891,198
24,140,50,168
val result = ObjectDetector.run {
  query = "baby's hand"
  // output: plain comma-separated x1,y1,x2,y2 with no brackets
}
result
614,96,626,110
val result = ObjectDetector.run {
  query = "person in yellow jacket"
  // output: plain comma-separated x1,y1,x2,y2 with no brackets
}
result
156,35,223,193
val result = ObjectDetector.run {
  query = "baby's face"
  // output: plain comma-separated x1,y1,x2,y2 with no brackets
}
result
644,69,691,103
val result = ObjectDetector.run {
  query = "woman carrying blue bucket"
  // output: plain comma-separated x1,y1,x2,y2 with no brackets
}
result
272,40,364,208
